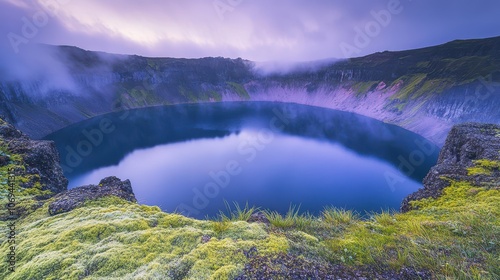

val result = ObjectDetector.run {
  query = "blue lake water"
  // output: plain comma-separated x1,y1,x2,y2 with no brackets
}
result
45,102,439,218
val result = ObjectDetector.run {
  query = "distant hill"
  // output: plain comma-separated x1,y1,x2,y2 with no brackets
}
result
1,36,499,145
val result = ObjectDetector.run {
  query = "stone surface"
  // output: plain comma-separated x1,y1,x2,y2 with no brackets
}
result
0,119,68,194
248,211,270,224
401,123,500,212
48,176,137,215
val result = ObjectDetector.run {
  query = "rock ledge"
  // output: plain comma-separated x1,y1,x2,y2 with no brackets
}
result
48,176,137,215
401,123,500,212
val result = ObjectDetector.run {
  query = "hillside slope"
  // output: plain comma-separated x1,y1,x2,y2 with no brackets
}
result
1,37,500,144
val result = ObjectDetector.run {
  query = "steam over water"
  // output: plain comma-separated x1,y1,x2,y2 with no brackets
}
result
46,102,439,218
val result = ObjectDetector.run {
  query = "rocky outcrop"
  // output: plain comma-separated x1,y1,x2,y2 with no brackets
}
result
0,119,68,194
401,123,500,212
48,176,137,215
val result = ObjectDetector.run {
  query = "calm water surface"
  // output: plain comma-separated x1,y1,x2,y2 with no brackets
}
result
45,102,439,218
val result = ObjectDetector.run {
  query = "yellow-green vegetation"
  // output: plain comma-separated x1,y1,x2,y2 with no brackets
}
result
0,179,498,279
215,201,259,222
324,181,499,278
322,207,357,226
118,87,161,108
352,81,378,96
226,82,250,100
1,140,499,279
0,197,289,279
390,74,456,101
468,159,500,176
0,179,500,279
0,141,52,219
179,87,223,103
388,73,457,112
390,74,428,101
197,90,223,102
263,205,316,230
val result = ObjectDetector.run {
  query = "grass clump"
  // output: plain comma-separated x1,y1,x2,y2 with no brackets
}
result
263,205,315,230
216,201,259,222
322,207,357,226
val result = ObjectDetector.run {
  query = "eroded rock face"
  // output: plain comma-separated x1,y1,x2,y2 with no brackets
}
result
401,123,500,212
0,119,68,194
48,176,137,215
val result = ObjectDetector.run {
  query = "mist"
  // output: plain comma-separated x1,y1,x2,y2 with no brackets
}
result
251,58,340,76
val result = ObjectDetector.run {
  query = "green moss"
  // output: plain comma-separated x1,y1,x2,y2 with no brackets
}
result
1,136,498,279
411,78,455,99
0,180,498,279
467,159,500,176
0,140,53,219
0,196,290,279
390,73,427,101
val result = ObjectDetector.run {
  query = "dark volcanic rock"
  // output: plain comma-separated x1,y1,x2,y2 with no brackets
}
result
401,123,500,212
0,155,10,167
0,119,68,194
248,211,270,224
48,176,137,215
0,119,28,140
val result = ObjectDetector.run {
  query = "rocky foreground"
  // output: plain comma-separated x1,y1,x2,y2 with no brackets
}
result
0,119,499,279
402,123,500,212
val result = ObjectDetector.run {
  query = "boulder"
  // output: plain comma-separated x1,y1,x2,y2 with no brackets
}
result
48,176,137,215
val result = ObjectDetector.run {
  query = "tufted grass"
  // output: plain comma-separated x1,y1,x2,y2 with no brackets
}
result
215,201,260,222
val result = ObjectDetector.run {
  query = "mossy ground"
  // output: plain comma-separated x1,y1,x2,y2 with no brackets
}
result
0,140,53,220
0,142,499,279
468,159,500,176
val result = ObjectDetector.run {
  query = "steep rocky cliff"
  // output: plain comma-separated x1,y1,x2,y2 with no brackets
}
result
0,119,68,219
401,122,500,211
1,37,499,145
0,119,67,193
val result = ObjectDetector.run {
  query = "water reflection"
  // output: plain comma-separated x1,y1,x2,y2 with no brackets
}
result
45,102,439,218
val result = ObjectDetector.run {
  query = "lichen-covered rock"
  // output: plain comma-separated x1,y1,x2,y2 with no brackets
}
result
401,123,500,212
48,176,137,215
0,119,68,194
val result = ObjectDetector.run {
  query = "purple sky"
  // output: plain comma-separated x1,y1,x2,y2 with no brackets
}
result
1,0,500,61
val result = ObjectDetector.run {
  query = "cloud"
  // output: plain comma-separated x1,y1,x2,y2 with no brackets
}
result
1,0,500,62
